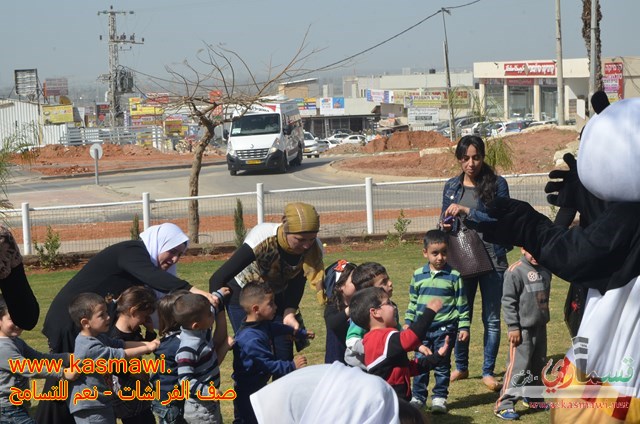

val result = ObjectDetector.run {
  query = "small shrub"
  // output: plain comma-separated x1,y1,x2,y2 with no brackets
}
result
385,209,412,246
33,225,62,269
130,214,141,240
234,199,247,248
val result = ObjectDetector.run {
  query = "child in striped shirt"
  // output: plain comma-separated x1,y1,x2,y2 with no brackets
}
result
404,229,470,414
174,293,231,424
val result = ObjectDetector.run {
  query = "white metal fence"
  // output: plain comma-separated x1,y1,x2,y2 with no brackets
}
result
5,174,550,255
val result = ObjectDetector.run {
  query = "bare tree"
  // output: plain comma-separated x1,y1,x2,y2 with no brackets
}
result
582,0,602,91
157,33,318,242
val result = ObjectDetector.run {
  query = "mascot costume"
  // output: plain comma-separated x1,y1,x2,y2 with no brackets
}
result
472,97,640,423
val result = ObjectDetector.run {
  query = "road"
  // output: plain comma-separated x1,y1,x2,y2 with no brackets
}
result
7,154,548,212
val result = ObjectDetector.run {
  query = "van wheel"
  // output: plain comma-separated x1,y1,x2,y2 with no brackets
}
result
279,154,288,174
229,170,237,176
292,146,303,166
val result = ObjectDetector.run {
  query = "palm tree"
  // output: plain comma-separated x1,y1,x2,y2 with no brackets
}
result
582,0,603,90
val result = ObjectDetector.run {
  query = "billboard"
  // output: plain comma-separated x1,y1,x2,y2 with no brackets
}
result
320,97,345,116
42,105,74,124
96,102,110,126
295,97,317,116
14,69,38,97
44,78,69,97
603,62,624,103
409,90,470,108
129,97,164,116
408,108,439,125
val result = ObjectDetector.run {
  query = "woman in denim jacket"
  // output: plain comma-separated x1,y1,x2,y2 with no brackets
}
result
440,135,511,392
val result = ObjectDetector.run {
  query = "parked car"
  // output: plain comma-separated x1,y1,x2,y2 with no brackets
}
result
341,134,366,145
326,133,350,143
324,139,341,149
303,131,327,158
331,128,353,135
435,116,486,138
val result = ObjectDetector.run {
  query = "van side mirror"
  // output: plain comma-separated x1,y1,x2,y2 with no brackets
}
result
223,129,229,140
283,125,292,136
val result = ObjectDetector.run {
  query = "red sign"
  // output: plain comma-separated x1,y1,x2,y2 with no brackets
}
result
504,62,556,76
603,62,624,102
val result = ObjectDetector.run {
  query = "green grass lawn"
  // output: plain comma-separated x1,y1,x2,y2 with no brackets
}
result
21,241,570,423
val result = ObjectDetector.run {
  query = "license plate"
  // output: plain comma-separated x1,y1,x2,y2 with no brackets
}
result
246,159,262,165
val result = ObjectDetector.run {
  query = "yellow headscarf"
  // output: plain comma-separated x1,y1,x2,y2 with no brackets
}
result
277,203,325,303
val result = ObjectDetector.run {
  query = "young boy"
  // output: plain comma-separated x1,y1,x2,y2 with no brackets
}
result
174,293,231,424
350,286,450,401
68,292,159,424
404,229,470,414
0,295,77,423
232,282,314,424
344,262,397,368
495,248,551,421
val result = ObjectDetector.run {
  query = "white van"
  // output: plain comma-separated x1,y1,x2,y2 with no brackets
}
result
226,100,304,176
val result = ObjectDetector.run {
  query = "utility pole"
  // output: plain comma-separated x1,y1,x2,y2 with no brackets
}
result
555,0,565,125
441,8,455,142
588,0,598,116
98,6,142,129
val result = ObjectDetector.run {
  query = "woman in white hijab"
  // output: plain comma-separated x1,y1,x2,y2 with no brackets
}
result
36,223,217,424
251,362,401,424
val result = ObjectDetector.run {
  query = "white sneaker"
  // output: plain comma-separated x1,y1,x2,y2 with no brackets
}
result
410,397,425,408
431,397,448,414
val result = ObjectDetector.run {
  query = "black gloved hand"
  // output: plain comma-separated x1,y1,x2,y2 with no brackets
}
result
545,153,579,209
544,153,606,225
466,198,546,248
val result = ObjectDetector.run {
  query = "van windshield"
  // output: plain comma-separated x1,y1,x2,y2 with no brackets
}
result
230,113,281,136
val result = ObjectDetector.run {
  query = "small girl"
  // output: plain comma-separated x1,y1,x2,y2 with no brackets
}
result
150,290,190,424
323,260,357,364
108,286,158,424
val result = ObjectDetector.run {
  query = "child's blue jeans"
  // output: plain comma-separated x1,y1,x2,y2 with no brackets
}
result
151,400,187,424
0,405,36,424
411,326,457,403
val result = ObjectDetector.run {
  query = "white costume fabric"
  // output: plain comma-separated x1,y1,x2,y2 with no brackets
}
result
250,362,399,424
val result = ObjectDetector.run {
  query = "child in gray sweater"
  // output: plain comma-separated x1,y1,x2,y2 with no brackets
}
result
494,248,551,421
0,295,77,423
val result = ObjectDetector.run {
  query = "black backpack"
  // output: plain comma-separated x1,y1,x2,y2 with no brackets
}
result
323,259,350,302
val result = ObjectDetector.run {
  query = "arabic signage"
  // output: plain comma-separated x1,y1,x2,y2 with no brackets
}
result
504,62,556,77
603,62,624,103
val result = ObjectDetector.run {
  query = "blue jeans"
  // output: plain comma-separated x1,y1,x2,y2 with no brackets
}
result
0,405,36,424
152,400,187,424
412,327,456,402
454,270,504,377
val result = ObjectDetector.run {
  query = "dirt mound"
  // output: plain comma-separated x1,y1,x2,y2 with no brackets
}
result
330,131,451,155
334,128,579,177
12,142,224,176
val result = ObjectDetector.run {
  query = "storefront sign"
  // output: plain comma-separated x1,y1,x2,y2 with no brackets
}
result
507,78,534,86
603,62,624,102
504,62,556,77
409,90,469,108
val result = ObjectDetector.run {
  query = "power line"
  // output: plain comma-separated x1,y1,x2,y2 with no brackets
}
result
126,1,482,92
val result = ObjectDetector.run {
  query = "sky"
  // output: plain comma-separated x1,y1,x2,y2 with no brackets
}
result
1,0,638,96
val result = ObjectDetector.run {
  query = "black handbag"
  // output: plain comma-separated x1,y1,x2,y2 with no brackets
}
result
443,217,494,279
